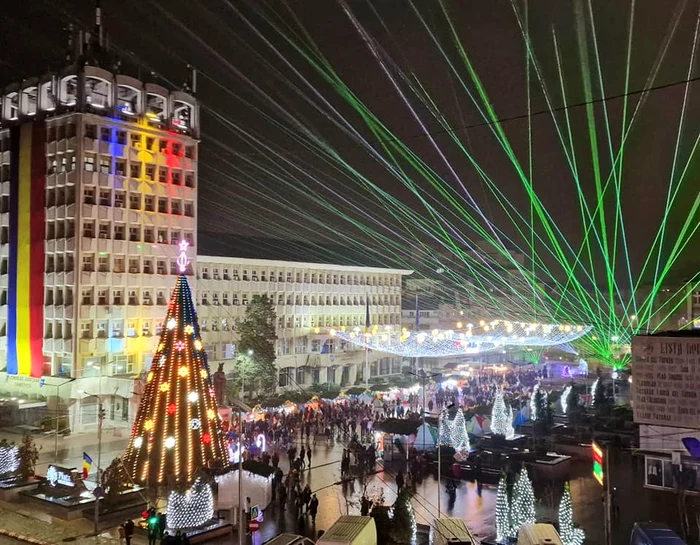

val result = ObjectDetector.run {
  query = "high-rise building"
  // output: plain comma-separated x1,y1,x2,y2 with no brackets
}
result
0,17,199,428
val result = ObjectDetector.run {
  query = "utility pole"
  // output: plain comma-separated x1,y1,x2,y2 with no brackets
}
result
93,396,104,535
53,378,76,462
604,442,612,545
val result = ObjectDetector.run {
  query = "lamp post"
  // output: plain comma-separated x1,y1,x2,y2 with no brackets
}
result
231,399,252,545
53,378,76,463
79,389,105,535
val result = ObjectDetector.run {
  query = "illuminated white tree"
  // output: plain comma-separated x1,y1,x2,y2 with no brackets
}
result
495,472,511,543
510,468,536,538
492,391,514,438
558,482,585,545
451,409,470,453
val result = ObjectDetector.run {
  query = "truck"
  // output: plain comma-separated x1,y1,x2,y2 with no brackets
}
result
517,523,564,545
630,522,686,545
316,516,377,545
431,517,478,545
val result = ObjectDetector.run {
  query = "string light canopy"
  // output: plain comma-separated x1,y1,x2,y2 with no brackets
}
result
329,320,592,358
122,241,228,487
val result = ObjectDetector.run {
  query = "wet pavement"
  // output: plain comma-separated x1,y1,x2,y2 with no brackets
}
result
1,427,696,545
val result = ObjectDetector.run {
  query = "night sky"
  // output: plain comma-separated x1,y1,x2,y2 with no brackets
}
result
1,1,698,288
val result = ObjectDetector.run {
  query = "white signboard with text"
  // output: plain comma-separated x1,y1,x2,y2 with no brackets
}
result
632,336,700,428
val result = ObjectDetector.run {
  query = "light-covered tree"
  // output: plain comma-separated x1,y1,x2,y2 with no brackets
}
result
558,482,585,545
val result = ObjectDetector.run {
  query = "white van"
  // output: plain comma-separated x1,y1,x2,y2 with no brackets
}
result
431,517,478,545
517,524,564,545
316,516,377,545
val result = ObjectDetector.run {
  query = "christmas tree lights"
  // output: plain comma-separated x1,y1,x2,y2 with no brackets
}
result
510,468,536,538
530,382,540,421
390,488,417,545
0,443,19,478
561,385,572,413
122,242,228,487
438,408,470,452
591,377,600,407
495,472,510,543
491,391,515,439
558,482,585,545
166,477,214,529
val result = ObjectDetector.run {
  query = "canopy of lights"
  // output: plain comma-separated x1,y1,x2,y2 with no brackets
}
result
329,320,592,358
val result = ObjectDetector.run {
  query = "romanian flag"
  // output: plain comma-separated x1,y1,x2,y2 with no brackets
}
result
7,123,45,377
82,452,93,480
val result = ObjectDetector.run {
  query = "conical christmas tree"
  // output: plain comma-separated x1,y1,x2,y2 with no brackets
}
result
122,243,228,487
491,390,514,438
558,482,585,545
510,467,536,538
438,408,452,446
495,472,510,543
450,408,470,453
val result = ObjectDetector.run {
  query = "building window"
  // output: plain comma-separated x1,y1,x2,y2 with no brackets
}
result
114,224,125,241
170,230,181,245
143,258,153,274
144,227,155,243
158,228,168,244
185,171,195,188
128,290,138,305
129,193,141,209
146,136,155,151
172,170,182,185
99,155,111,174
172,142,182,156
113,289,123,305
98,222,110,239
184,201,194,217
82,289,93,305
97,289,108,305
82,254,94,272
83,220,95,238
112,321,123,337
158,197,168,214
115,159,126,176
157,260,166,275
98,189,111,206
185,145,195,159
171,200,182,215
130,162,141,178
130,133,141,148
116,130,126,145
85,124,97,139
98,256,109,273
158,167,168,183
157,291,167,305
145,163,155,181
129,258,140,274
142,321,151,336
84,154,96,172
144,195,155,212
84,187,96,205
114,191,125,208
129,226,140,242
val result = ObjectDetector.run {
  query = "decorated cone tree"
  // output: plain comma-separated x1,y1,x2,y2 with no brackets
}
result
510,467,536,538
438,408,452,446
558,482,585,545
391,488,417,544
491,390,514,438
450,408,470,453
122,242,228,526
495,472,510,543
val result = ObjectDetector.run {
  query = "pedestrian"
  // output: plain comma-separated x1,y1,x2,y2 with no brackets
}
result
300,446,306,469
279,483,287,509
309,494,319,523
157,513,166,541
302,484,312,513
147,518,159,545
307,447,312,468
122,519,135,545
396,470,405,492
272,451,280,469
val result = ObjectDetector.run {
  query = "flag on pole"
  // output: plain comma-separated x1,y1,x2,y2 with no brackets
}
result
82,452,93,479
415,293,420,330
365,295,370,331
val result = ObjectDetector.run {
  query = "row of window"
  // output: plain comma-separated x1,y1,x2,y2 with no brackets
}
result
75,318,170,340
78,253,193,276
78,124,195,160
200,312,400,332
80,154,196,187
79,286,177,306
82,187,194,215
79,220,194,242
199,292,399,307
200,267,400,287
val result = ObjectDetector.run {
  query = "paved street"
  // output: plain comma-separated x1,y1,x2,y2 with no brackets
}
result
1,425,694,545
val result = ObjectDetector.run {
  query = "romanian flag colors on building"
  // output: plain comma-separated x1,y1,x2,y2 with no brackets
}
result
7,123,45,378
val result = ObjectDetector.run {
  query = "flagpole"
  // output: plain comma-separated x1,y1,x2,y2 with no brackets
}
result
365,293,370,387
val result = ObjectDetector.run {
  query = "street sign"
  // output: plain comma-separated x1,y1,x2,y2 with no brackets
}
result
250,505,260,521
592,442,604,486
248,520,260,532
93,486,105,498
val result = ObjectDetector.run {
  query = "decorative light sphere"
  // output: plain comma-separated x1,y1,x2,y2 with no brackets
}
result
200,369,208,379
201,433,211,444
178,366,189,377
160,383,170,392
207,409,216,420
144,419,154,431
188,392,199,403
184,325,195,335
133,436,143,448
167,318,177,330
165,436,176,449
194,340,203,351
146,371,154,382
175,341,185,351
190,418,201,430
168,403,177,415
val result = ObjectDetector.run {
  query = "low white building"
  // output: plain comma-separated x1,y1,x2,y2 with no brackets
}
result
195,256,413,388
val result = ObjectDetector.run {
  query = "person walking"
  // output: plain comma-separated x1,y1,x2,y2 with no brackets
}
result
309,494,319,523
396,470,405,492
307,447,312,468
122,519,135,545
299,446,306,470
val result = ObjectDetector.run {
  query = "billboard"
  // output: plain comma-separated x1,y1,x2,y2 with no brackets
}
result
631,336,700,428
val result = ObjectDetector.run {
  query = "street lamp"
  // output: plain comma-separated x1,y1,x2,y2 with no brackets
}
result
79,389,105,535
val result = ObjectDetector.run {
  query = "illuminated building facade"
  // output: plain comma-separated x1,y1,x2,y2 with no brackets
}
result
0,20,199,428
195,256,412,386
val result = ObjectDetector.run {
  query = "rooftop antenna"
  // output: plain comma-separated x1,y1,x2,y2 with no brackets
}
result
65,24,74,62
95,0,104,48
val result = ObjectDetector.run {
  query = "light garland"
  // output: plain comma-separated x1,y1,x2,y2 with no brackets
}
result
558,482,585,545
561,385,572,413
495,473,510,543
330,320,592,358
0,444,19,477
166,478,214,529
591,377,600,407
122,252,229,487
510,469,536,538
530,382,541,421
491,391,515,439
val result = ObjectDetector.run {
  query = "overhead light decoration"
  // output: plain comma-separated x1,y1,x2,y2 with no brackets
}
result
330,320,592,358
